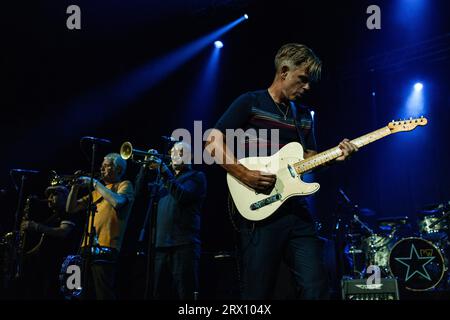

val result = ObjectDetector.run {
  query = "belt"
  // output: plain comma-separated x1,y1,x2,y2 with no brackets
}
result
80,246,119,262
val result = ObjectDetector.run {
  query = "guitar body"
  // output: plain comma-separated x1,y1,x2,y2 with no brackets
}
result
226,117,427,221
227,142,320,221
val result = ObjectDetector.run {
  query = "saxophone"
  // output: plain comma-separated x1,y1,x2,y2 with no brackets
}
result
13,195,32,279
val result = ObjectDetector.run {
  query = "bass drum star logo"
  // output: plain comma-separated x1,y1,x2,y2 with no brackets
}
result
394,244,435,281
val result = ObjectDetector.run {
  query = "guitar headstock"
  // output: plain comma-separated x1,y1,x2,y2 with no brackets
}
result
388,116,428,133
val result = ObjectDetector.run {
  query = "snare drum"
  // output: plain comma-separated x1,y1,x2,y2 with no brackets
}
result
389,237,446,291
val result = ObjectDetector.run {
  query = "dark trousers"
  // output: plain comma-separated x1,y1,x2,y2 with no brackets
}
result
238,205,329,300
153,244,200,300
82,248,119,300
86,261,117,300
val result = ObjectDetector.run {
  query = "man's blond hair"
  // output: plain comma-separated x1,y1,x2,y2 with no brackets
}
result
274,43,322,82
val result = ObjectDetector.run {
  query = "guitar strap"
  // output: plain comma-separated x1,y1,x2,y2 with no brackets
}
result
289,102,307,150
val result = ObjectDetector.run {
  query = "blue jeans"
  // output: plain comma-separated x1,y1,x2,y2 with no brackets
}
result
238,202,329,300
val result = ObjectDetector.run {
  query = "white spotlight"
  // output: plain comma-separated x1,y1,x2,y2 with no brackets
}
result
414,82,423,91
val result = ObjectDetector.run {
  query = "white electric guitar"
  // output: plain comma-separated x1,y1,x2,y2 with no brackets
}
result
227,117,428,221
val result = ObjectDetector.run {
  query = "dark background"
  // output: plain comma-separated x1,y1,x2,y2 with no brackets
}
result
1,0,450,298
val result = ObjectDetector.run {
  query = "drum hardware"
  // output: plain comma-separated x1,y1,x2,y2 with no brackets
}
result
428,210,450,229
343,215,377,279
352,214,374,235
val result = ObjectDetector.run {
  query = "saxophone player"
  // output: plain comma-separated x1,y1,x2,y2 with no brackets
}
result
20,184,82,299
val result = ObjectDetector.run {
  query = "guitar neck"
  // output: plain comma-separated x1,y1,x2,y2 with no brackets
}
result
294,126,392,174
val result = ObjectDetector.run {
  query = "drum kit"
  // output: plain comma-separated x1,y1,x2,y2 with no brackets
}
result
341,199,450,293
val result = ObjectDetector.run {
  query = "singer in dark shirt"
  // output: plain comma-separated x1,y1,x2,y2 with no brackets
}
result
152,141,207,300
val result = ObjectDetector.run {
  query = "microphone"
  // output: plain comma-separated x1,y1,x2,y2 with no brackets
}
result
10,169,40,175
81,136,112,145
161,136,180,143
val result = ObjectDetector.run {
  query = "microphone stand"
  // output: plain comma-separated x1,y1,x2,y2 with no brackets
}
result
141,142,171,300
10,173,27,288
142,168,162,300
81,141,100,299
7,169,37,291
335,188,373,280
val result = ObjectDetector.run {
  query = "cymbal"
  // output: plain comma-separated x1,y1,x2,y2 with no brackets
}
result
377,216,409,225
421,201,450,213
419,209,441,216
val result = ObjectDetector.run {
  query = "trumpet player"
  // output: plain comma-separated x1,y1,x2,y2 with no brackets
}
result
66,153,134,300
150,141,207,300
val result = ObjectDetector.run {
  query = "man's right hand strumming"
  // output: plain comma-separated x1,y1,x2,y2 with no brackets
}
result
239,169,277,195
204,130,277,195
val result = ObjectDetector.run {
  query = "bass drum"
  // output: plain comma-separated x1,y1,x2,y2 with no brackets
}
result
389,237,446,291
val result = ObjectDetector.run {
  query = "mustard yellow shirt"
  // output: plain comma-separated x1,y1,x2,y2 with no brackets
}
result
80,180,134,251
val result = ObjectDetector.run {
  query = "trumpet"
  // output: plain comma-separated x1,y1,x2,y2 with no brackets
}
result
120,142,170,162
49,170,100,187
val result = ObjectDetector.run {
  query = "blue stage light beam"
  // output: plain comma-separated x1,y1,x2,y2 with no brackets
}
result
10,15,249,161
185,45,222,125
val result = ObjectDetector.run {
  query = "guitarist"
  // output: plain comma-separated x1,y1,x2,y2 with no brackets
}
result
205,43,358,299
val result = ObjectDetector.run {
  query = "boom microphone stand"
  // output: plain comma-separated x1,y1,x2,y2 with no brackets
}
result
9,170,38,284
141,140,172,300
79,136,110,298
142,165,162,300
